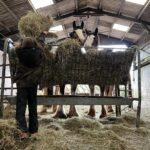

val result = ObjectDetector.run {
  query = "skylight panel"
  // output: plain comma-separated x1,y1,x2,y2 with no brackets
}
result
112,49,126,52
112,23,129,32
98,45,128,49
49,25,63,33
125,0,147,5
30,0,54,9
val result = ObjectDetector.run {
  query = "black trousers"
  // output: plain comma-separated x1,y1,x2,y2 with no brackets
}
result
16,84,38,133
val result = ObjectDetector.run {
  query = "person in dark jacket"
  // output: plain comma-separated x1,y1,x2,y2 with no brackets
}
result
9,37,44,139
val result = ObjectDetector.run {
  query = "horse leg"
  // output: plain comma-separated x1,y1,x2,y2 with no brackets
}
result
52,105,57,113
99,85,107,118
53,85,67,118
107,85,114,113
46,86,53,109
40,88,48,113
128,75,133,108
67,85,78,118
88,85,96,117
51,85,58,113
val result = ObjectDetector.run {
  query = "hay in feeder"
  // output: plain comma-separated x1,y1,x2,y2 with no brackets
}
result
39,38,81,87
50,44,137,87
18,12,54,38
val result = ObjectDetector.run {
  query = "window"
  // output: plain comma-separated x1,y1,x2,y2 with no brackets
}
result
112,23,129,32
30,0,54,9
125,0,147,5
49,25,63,33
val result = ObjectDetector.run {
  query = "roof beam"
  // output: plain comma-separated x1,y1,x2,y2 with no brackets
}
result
142,24,150,33
0,0,18,21
74,0,79,12
121,0,150,40
0,22,10,32
0,30,18,39
118,0,125,15
27,0,37,12
98,0,103,10
95,0,102,29
54,7,150,26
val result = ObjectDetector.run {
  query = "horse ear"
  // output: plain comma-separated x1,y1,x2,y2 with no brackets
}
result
73,21,76,29
94,28,98,35
81,21,84,29
85,29,88,35
69,32,73,38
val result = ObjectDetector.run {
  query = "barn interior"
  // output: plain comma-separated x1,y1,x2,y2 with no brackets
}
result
0,0,150,150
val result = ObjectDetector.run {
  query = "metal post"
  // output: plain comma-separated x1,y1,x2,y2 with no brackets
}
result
136,49,142,128
0,39,9,118
11,80,13,96
125,84,127,97
115,85,120,116
117,86,121,116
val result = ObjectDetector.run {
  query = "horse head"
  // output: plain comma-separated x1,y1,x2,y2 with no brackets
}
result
70,21,86,44
84,28,98,47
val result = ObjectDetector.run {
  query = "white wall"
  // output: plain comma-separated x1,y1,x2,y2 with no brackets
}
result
132,44,150,100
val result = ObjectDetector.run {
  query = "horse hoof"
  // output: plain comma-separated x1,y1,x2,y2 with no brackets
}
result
99,114,107,118
39,109,47,114
53,112,67,119
87,111,96,118
67,112,79,118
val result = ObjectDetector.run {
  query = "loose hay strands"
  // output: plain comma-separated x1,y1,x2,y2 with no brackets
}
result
0,119,20,150
18,12,54,38
62,117,103,131
1,116,150,150
3,104,16,119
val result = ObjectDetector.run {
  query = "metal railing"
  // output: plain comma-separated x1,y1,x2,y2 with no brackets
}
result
0,38,142,127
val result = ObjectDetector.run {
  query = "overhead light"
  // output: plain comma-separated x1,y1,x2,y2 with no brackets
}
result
98,48,104,51
112,23,129,32
98,45,128,49
125,0,147,5
81,47,86,54
49,25,63,33
30,0,54,9
112,49,126,52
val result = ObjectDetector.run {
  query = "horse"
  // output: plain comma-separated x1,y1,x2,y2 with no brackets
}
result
53,25,113,118
53,21,86,118
84,28,114,118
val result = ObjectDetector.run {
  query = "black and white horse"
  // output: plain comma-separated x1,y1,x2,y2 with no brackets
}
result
53,21,86,118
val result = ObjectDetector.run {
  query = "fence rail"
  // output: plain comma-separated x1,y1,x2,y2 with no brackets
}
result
5,95,138,105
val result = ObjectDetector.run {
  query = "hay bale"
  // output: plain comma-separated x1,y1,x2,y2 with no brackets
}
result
3,104,16,119
0,119,20,150
62,117,103,131
18,12,53,38
47,123,62,131
122,115,145,126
